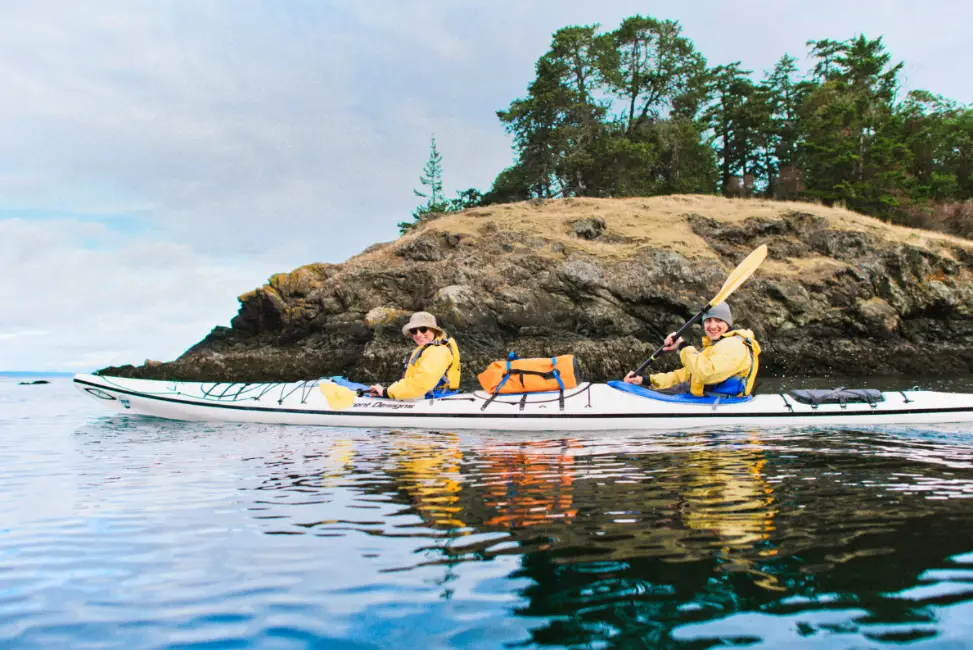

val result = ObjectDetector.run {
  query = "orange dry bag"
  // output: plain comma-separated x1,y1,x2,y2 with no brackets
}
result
477,353,580,394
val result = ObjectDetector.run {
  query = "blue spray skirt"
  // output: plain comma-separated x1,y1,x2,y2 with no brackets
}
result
607,380,753,404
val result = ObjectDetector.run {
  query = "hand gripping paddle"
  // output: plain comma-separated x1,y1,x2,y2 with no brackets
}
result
631,244,768,377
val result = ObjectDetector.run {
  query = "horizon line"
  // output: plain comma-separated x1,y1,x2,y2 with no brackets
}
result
0,370,82,376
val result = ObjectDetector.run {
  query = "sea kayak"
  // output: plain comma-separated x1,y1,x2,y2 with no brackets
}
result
73,374,973,431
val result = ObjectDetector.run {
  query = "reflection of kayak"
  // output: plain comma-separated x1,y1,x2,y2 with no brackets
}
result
74,373,973,431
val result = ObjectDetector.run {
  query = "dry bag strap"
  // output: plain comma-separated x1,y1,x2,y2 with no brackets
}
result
551,357,565,391
504,354,564,386
481,391,501,411
481,353,565,411
552,356,565,411
481,353,518,411
814,386,847,406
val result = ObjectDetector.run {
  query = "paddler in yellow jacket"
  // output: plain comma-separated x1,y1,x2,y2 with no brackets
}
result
367,312,462,400
624,302,760,397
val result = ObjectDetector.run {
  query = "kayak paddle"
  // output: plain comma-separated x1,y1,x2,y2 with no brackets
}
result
318,380,358,410
631,243,768,377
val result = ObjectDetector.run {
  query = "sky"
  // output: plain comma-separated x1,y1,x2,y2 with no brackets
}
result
1,0,971,371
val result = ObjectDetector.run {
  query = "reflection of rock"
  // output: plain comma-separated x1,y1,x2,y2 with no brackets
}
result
99,195,973,382
230,427,973,643
18,380,50,385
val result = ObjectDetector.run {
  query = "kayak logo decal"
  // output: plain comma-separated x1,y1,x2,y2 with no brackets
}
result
120,398,131,409
84,387,117,401
351,401,417,409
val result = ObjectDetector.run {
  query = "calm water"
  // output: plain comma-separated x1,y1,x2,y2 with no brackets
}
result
3,376,973,649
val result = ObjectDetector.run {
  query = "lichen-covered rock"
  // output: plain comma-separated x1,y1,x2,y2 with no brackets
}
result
570,217,606,240
395,233,443,261
99,196,973,383
856,297,900,338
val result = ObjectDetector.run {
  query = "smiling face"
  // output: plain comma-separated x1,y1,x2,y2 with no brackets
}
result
703,317,730,341
410,327,437,346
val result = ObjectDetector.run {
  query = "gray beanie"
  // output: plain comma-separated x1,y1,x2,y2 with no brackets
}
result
702,302,733,326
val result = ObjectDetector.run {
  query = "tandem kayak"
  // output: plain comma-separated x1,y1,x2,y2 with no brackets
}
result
74,374,973,431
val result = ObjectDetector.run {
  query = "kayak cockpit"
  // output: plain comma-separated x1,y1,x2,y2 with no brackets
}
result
606,380,754,404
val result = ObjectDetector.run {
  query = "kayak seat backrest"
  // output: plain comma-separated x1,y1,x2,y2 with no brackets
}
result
707,376,747,397
789,388,884,405
607,381,753,404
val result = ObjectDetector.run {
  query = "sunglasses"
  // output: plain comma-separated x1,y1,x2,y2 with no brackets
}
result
409,327,430,335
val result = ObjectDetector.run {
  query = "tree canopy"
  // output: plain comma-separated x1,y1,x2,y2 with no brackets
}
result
412,17,973,238
480,18,973,236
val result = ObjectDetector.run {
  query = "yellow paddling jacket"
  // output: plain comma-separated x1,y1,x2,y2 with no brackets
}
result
387,335,462,400
649,329,760,397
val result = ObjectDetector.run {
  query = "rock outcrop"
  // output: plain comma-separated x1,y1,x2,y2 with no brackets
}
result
100,195,973,383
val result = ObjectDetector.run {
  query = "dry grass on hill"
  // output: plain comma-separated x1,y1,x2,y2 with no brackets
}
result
346,194,973,269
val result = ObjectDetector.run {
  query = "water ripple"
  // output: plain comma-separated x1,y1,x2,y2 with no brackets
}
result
3,379,973,647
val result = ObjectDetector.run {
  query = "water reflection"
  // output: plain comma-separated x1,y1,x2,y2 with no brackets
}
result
476,439,578,529
12,377,973,647
389,432,466,529
680,433,780,591
236,426,973,647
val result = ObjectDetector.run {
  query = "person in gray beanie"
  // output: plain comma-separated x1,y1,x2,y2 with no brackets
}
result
623,301,761,397
701,302,733,326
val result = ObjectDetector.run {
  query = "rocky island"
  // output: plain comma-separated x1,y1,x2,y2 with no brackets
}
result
100,195,973,383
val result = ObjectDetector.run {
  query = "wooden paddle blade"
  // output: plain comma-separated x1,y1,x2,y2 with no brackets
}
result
710,244,768,307
318,381,357,410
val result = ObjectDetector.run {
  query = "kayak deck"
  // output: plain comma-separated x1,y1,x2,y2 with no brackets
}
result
73,374,973,432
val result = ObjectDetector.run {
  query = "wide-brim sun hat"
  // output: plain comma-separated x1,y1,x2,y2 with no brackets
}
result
401,311,444,337
702,302,733,326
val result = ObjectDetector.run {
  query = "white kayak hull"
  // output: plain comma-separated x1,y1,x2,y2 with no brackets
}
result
74,374,973,431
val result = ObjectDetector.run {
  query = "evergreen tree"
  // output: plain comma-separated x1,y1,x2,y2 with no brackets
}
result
900,92,973,202
491,16,716,202
399,136,449,234
415,135,446,207
497,25,608,198
599,16,709,129
761,55,816,198
799,36,910,218
481,15,973,236
705,63,756,195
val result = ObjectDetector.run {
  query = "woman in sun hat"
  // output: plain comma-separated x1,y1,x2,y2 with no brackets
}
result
367,312,462,399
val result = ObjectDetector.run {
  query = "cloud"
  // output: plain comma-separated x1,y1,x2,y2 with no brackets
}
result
1,0,971,369
0,218,271,371
0,330,48,342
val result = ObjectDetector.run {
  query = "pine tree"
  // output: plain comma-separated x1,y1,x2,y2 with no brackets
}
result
415,136,445,207
491,16,715,202
705,62,755,195
761,55,816,198
497,25,608,198
399,136,449,234
800,36,909,218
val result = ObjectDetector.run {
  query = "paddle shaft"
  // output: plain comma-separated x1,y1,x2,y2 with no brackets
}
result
632,304,708,377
